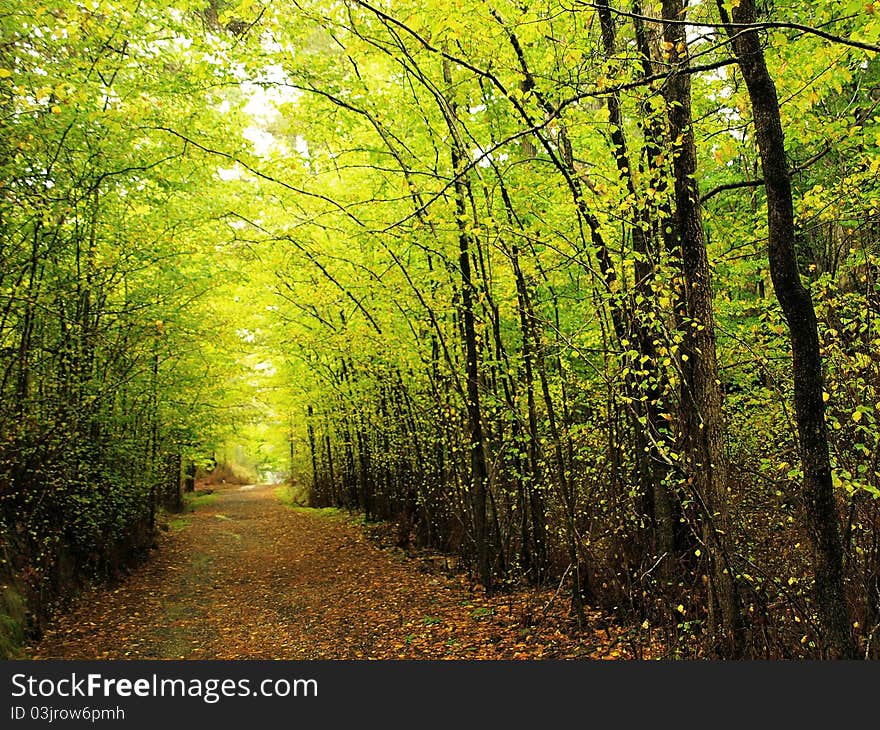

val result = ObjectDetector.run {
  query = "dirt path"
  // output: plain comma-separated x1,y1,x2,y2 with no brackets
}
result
28,484,634,659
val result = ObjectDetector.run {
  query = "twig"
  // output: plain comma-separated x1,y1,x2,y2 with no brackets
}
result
639,552,669,582
865,621,880,660
542,563,573,615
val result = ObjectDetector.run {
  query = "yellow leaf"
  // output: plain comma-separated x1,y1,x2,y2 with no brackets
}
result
852,411,862,423
0,68,12,78
51,105,61,114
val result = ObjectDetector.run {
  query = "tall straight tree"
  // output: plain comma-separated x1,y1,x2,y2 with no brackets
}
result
661,0,745,656
440,56,492,589
717,0,855,659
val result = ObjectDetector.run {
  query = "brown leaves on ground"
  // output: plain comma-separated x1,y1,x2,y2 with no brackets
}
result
28,484,644,660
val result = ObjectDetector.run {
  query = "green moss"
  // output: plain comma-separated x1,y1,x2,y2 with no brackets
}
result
166,492,222,531
275,485,354,522
275,484,308,508
168,517,191,532
184,491,219,510
298,506,346,519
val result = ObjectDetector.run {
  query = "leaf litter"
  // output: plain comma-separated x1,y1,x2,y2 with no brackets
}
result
28,484,650,660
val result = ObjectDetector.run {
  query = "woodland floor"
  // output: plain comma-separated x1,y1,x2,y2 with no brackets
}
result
27,484,643,659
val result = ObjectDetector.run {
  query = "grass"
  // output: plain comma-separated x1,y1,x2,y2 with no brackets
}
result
275,485,348,520
165,491,220,533
471,607,494,620
298,506,348,520
275,484,307,508
184,491,219,510
168,517,190,532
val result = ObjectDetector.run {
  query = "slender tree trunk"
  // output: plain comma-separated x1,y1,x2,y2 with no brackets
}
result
184,461,196,493
511,248,548,582
719,0,855,659
322,411,338,504
148,348,159,529
597,0,676,573
166,452,183,512
306,404,319,499
442,56,491,588
16,223,43,412
520,278,588,623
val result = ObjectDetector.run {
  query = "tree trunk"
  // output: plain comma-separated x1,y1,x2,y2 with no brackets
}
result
598,0,676,576
720,0,855,659
442,56,491,588
184,461,196,493
306,404,319,499
512,247,548,582
661,0,745,657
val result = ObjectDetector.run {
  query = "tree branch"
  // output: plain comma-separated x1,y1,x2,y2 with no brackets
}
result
579,4,880,54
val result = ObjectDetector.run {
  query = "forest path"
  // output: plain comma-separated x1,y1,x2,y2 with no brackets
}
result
28,483,631,659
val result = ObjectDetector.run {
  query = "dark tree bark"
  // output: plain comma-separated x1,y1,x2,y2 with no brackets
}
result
161,452,183,513
306,404,319,498
322,411,338,504
719,0,855,659
441,56,492,588
597,0,677,576
661,0,745,657
511,248,548,582
184,461,196,493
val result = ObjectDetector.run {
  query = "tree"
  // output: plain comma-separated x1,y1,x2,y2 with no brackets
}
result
718,0,855,659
